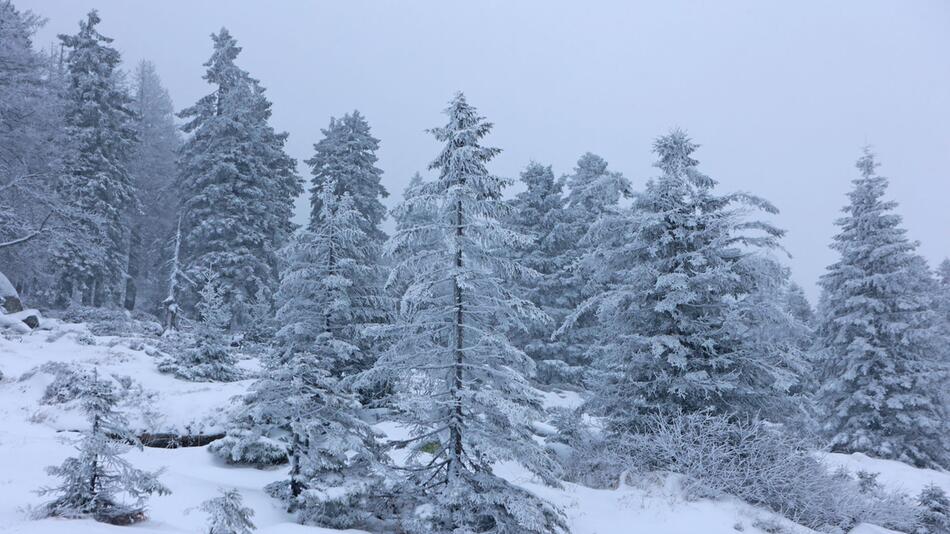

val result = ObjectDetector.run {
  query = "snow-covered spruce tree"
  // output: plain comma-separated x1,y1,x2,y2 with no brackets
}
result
816,149,949,469
557,152,632,368
917,484,950,534
936,259,950,342
276,180,388,377
505,163,576,374
159,269,241,382
307,110,389,244
784,281,815,327
177,28,302,327
361,93,567,534
212,186,387,488
36,369,169,524
200,489,256,534
387,172,434,312
126,60,181,312
0,0,72,297
560,130,806,431
51,10,138,307
216,186,390,529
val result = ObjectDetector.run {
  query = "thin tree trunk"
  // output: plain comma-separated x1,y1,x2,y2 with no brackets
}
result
450,198,464,476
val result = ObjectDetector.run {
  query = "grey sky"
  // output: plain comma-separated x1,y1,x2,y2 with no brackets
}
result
22,0,950,300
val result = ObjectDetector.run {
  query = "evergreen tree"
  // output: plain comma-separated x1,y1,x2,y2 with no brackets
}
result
0,0,71,298
936,258,950,330
246,186,389,528
159,269,241,382
917,484,950,534
387,172,433,310
177,28,301,326
362,93,567,534
200,489,256,534
505,162,575,368
561,130,804,431
816,149,948,469
784,281,815,327
36,369,169,524
51,10,137,307
214,186,389,527
275,180,387,377
306,110,388,243
557,152,632,368
127,60,181,312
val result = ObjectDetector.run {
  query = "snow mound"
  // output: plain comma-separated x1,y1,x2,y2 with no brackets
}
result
0,320,939,534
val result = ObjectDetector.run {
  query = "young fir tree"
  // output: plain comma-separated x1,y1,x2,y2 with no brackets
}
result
362,93,567,534
557,152,632,368
559,130,805,431
505,163,576,373
816,149,948,469
51,10,137,307
917,484,950,534
306,110,389,243
276,180,387,377
784,281,815,327
177,28,301,327
159,269,241,382
213,184,389,528
200,489,256,534
126,60,181,312
36,369,169,524
248,184,388,528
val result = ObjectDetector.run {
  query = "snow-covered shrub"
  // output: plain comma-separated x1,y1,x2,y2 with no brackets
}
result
55,305,137,336
595,413,917,531
35,369,170,524
158,271,242,382
19,362,85,404
917,484,950,534
536,359,585,386
207,430,288,466
200,488,255,534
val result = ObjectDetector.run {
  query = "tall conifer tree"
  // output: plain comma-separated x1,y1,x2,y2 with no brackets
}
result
561,130,804,430
817,149,948,469
177,28,301,325
51,10,137,306
363,93,566,534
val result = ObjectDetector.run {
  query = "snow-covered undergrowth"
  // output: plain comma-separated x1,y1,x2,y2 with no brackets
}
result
0,320,943,533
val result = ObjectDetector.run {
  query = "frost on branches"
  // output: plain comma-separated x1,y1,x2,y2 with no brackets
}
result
816,149,949,469
159,269,242,382
177,28,302,327
505,163,578,379
51,10,138,307
560,130,807,432
217,183,390,530
35,369,169,525
362,93,567,534
200,488,256,534
307,110,389,244
556,153,632,370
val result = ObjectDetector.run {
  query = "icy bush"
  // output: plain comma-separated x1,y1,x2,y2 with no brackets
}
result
917,484,950,534
55,304,162,337
157,272,242,382
200,488,256,534
565,413,918,532
207,430,287,466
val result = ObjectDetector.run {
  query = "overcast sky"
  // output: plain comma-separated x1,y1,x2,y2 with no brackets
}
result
22,0,950,300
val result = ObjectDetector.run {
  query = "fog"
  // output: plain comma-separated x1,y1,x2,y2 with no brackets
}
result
22,0,950,299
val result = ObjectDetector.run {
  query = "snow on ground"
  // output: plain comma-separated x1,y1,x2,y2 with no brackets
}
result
821,452,950,497
0,320,937,533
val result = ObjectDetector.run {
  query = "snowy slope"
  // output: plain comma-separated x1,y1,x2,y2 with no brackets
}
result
0,320,930,534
